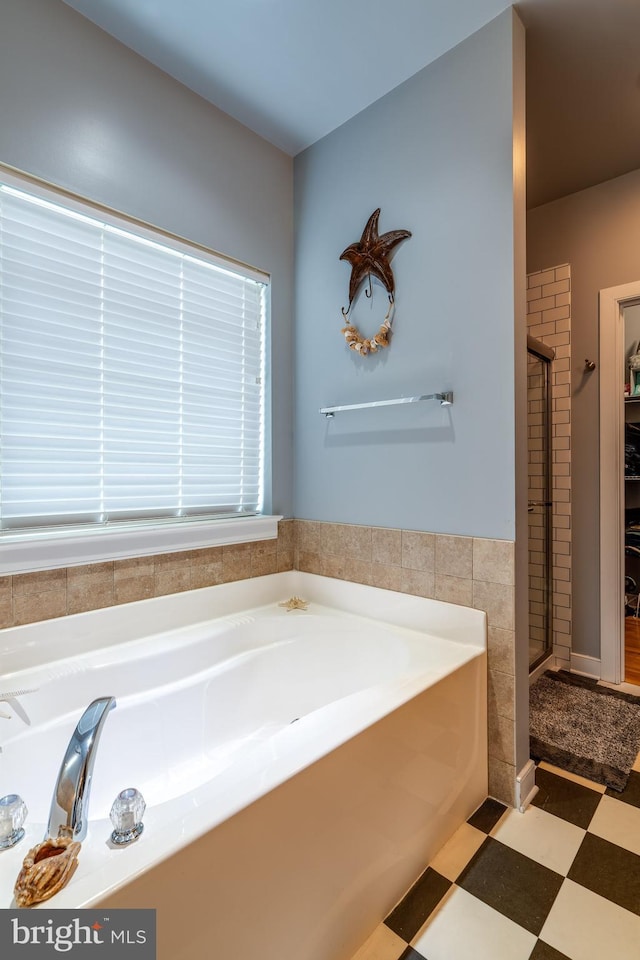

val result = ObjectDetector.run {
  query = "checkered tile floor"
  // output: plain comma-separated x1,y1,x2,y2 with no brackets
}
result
352,757,640,960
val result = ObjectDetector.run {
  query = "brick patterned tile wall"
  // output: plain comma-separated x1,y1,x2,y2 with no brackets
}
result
295,519,516,806
0,519,294,628
527,265,572,669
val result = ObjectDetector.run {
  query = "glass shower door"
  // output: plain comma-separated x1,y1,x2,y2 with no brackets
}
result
528,344,553,671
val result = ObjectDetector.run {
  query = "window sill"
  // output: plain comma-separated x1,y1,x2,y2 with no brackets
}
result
0,515,282,577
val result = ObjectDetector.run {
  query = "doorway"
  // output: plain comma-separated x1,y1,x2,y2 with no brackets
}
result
599,281,640,684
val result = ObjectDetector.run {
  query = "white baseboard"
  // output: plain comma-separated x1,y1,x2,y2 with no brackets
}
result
516,759,538,813
570,653,601,679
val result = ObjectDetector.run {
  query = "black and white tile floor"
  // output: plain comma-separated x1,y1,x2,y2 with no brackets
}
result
352,755,640,960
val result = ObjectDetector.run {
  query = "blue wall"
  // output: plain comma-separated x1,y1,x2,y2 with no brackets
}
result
294,10,519,539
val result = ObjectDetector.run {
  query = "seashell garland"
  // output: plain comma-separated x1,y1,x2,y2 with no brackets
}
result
14,837,81,907
341,319,392,355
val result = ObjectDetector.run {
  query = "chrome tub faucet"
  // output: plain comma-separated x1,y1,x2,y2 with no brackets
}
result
46,697,116,842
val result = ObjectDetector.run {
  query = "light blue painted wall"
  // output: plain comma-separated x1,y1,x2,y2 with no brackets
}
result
0,0,294,518
294,10,518,539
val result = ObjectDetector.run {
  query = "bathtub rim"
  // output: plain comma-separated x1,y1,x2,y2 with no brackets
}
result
0,572,487,910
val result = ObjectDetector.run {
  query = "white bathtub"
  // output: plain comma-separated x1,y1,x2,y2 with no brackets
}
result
0,571,487,959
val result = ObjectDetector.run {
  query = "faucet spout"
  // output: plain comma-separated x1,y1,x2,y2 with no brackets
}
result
47,697,116,842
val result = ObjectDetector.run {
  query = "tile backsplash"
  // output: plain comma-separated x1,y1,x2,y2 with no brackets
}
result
0,516,515,805
0,519,294,628
295,519,516,806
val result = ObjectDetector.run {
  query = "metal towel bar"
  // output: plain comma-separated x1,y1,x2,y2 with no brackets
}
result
320,392,453,418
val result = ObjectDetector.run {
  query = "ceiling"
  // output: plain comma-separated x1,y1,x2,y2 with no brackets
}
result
62,0,640,208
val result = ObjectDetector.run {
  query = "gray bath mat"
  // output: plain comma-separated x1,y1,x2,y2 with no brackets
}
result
529,670,640,791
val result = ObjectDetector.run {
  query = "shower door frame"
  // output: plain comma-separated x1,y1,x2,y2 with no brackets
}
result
600,280,640,683
527,334,554,672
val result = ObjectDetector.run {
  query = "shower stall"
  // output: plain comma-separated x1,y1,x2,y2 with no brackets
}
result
527,335,554,671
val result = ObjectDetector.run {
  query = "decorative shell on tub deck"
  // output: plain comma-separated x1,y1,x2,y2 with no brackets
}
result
278,596,309,611
14,837,81,906
339,208,411,355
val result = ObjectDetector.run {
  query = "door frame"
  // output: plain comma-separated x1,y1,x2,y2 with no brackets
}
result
599,280,640,683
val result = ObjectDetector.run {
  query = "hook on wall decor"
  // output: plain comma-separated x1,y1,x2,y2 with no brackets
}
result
584,359,596,371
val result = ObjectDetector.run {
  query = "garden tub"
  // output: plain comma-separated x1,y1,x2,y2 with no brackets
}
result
0,570,487,959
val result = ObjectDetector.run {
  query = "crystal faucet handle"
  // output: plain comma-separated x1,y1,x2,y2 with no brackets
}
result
110,788,145,845
0,793,28,848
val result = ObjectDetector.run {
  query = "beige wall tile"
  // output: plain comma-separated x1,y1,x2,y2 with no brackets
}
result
436,535,473,579
153,552,192,570
12,568,66,596
114,576,155,605
276,544,294,572
296,520,321,554
401,530,435,572
489,758,516,806
154,566,192,595
400,567,435,599
435,574,473,606
344,560,373,586
322,554,349,580
192,546,224,566
250,539,278,577
489,669,515,722
487,626,515,676
67,563,115,614
473,581,515,630
222,543,251,582
0,577,12,603
68,577,115,614
370,563,404,592
473,539,514,585
317,521,341,555
13,589,67,625
296,550,323,575
114,557,155,580
0,600,12,628
371,527,402,566
191,562,224,589
276,520,295,573
334,523,372,561
277,519,294,548
73,561,115,579
488,712,515,765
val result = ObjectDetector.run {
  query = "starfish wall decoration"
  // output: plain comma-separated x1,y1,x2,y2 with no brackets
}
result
339,209,411,355
340,209,411,314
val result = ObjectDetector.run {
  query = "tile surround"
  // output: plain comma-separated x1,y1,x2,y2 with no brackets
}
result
0,519,295,628
0,515,515,804
295,519,516,804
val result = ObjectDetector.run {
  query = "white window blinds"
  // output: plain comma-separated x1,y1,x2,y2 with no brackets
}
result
0,181,266,533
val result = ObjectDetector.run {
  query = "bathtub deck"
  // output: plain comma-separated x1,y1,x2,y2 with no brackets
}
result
0,571,486,959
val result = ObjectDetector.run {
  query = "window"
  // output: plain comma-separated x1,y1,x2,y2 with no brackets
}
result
0,170,273,572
